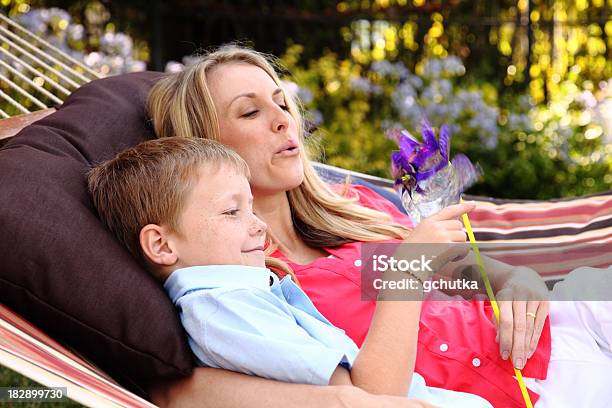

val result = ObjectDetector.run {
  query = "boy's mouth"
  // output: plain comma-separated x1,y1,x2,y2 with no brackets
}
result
244,245,265,253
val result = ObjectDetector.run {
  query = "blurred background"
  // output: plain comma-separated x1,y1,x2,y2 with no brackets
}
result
1,0,611,199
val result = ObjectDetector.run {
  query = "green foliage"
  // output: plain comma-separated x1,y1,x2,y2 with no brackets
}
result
281,46,612,199
1,0,609,199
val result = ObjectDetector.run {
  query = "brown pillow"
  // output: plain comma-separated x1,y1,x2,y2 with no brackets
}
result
0,72,192,397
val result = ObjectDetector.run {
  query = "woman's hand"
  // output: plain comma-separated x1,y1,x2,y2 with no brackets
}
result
494,267,550,370
401,203,475,276
406,203,476,244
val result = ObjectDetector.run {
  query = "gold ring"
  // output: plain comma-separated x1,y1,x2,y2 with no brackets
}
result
526,312,537,319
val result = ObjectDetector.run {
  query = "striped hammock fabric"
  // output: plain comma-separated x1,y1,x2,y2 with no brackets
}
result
315,162,612,287
465,193,612,284
0,304,156,408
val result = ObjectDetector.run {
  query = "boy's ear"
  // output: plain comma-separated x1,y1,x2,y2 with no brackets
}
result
140,224,178,267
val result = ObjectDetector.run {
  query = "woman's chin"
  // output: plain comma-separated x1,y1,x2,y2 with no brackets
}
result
250,162,305,196
287,161,305,186
283,175,304,192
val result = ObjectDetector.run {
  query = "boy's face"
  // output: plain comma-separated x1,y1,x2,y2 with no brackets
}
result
170,163,267,269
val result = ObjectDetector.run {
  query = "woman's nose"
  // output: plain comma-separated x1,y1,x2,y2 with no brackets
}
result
271,106,289,133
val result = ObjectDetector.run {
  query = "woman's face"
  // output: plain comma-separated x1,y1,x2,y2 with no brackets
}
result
207,62,304,196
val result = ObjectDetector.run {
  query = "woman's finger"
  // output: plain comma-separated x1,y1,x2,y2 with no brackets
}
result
511,300,528,369
430,202,476,221
524,300,539,358
449,230,468,242
439,220,464,230
528,301,550,358
497,289,514,362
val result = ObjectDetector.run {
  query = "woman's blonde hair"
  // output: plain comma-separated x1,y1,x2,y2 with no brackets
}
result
147,44,411,252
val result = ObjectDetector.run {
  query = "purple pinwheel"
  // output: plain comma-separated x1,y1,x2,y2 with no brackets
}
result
387,120,481,224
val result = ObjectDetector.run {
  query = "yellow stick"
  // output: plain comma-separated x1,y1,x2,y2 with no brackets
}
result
460,198,534,408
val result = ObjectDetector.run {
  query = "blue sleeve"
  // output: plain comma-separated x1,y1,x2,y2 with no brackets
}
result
177,288,353,385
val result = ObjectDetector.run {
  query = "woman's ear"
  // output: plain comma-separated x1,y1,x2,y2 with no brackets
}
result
140,224,178,267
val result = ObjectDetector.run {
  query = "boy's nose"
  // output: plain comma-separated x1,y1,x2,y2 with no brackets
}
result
250,214,267,236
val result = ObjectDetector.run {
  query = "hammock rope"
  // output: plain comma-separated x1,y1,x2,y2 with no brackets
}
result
0,12,100,116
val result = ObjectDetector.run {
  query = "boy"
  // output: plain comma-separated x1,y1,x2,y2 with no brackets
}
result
88,137,491,407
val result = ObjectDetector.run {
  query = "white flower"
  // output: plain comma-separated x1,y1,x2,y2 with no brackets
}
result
507,113,533,132
392,82,418,119
394,62,410,80
405,74,423,89
298,87,314,104
442,56,466,77
67,24,84,41
281,80,300,96
18,10,47,34
371,60,395,76
350,77,382,94
422,59,443,79
47,8,71,24
182,56,200,66
126,60,146,72
308,109,323,126
100,32,133,58
84,52,103,67
592,99,612,144
164,61,185,73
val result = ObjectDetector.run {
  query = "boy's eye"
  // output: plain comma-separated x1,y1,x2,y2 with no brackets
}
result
224,209,239,216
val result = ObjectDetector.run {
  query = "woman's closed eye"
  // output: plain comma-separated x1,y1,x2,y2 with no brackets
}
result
242,104,288,117
223,209,240,217
241,110,258,118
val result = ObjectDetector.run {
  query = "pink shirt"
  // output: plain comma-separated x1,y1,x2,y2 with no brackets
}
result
271,185,551,407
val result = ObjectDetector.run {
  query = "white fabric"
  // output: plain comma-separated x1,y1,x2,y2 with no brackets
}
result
525,266,612,408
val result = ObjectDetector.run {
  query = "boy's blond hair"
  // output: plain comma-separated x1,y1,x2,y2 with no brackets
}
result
88,137,248,278
88,137,294,282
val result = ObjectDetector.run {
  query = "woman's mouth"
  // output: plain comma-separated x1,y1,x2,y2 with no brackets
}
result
275,140,300,157
275,146,300,157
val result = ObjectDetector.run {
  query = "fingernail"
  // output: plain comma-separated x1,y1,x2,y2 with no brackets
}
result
514,358,523,369
502,351,509,360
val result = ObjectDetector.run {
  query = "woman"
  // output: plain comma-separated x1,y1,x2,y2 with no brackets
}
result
146,45,611,407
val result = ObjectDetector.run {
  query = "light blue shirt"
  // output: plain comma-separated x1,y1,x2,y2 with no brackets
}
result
165,265,359,385
165,265,493,407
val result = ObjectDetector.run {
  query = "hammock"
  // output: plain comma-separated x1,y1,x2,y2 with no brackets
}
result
0,12,100,119
1,12,611,408
0,110,609,406
0,304,155,408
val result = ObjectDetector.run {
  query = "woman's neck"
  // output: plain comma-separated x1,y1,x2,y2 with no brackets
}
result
253,191,300,249
254,190,327,264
